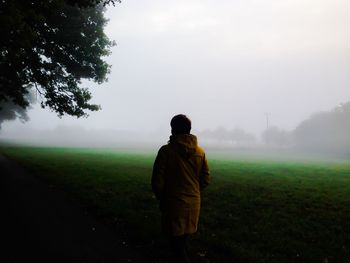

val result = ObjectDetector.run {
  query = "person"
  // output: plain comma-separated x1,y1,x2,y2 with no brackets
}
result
152,114,210,263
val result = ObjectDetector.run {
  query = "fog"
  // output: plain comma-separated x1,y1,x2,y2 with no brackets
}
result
1,0,350,156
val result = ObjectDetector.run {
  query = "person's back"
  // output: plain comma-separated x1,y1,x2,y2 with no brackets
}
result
155,134,208,203
152,114,210,263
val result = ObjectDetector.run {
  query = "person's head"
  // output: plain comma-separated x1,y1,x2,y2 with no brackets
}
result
171,114,191,135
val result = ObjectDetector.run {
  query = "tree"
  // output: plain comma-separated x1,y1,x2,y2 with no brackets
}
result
261,126,290,146
293,102,350,153
0,0,119,125
229,128,256,144
199,127,256,145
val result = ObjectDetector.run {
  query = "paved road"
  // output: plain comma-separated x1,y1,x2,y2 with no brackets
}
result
0,154,150,262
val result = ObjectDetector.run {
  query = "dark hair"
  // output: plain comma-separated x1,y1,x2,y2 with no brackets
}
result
170,114,191,135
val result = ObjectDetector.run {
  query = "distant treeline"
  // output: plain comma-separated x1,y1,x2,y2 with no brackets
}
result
199,102,350,154
198,127,256,145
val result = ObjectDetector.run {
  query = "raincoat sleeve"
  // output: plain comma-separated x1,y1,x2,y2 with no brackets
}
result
151,146,167,200
200,153,210,190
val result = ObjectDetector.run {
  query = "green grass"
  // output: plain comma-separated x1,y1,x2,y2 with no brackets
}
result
1,146,350,262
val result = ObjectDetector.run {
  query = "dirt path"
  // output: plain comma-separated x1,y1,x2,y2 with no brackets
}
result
0,154,151,262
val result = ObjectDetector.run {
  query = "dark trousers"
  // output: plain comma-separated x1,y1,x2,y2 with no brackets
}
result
169,234,190,263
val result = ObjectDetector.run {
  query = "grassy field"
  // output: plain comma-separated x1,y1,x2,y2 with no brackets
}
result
1,146,350,263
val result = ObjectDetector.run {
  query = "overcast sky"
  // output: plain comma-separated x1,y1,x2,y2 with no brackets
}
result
2,0,350,137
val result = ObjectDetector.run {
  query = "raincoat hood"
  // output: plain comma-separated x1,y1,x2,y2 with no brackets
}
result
169,134,198,158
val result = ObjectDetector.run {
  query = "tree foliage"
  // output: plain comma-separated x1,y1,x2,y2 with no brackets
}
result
293,102,350,152
261,126,291,146
0,0,118,118
200,127,256,144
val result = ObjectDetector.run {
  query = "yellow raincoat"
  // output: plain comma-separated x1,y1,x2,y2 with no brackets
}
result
152,134,210,236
